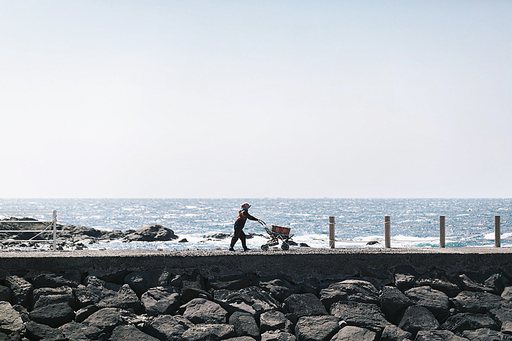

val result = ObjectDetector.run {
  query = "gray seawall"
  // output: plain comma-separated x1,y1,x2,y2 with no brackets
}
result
2,248,512,276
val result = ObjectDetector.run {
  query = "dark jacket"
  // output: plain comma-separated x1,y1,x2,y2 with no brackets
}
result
234,209,258,229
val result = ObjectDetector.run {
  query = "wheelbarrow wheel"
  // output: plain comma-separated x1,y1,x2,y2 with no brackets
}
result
281,242,289,251
261,244,269,251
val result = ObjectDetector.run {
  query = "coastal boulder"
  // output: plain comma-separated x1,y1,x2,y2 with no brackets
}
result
404,286,450,321
182,324,236,341
319,279,379,310
229,312,260,340
214,286,281,316
144,315,194,341
96,283,141,311
398,305,440,337
379,286,413,324
25,321,66,341
330,302,390,332
442,313,498,334
259,311,293,334
0,285,11,303
28,302,75,328
59,321,103,340
182,270,210,303
418,269,461,297
452,291,505,313
261,330,296,341
462,328,512,341
5,275,33,307
284,293,327,317
110,324,160,341
415,330,469,341
0,302,24,334
28,270,81,288
181,298,228,324
379,325,412,341
141,286,180,316
254,276,298,302
31,286,75,310
394,265,419,291
294,316,339,341
124,224,178,242
124,269,173,296
74,276,122,307
331,326,377,341
82,307,131,334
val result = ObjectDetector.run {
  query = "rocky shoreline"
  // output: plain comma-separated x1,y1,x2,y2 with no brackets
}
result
2,260,512,341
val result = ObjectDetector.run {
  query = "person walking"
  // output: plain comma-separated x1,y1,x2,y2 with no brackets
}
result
229,202,264,251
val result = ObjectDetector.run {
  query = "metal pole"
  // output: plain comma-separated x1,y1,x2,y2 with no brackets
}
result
440,216,445,248
329,216,335,248
52,210,57,251
385,216,390,248
495,216,501,248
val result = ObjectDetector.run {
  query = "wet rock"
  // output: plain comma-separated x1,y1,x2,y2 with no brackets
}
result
284,293,327,317
124,224,178,242
331,326,377,341
214,286,281,316
25,321,66,341
330,302,390,332
59,321,102,340
141,286,180,316
0,302,24,335
294,316,339,341
0,286,11,303
208,274,252,291
319,279,379,310
379,325,412,341
394,265,418,291
124,269,173,296
415,330,469,340
452,291,505,313
28,270,81,289
254,276,298,302
110,324,160,341
397,305,440,337
144,315,194,341
229,312,260,340
379,286,413,324
4,276,32,308
442,313,498,334
259,311,293,334
182,324,236,341
261,330,296,341
28,302,75,328
31,286,75,310
404,286,450,321
182,298,228,324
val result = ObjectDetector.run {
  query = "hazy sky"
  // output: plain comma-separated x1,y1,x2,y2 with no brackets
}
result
1,1,511,198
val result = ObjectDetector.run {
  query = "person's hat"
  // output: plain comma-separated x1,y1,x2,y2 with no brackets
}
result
241,202,251,209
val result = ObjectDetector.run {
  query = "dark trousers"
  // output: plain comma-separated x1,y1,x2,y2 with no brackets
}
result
230,226,247,249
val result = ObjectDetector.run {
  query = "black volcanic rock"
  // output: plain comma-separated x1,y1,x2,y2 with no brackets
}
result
124,224,178,242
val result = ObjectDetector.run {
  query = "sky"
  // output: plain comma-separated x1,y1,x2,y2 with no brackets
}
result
0,1,511,198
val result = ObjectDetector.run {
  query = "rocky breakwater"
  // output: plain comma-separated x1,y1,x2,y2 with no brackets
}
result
2,264,512,341
0,218,180,250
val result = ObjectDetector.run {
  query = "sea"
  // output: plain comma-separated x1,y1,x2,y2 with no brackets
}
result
0,198,511,251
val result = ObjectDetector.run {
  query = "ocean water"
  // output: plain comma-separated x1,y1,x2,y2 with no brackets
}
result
0,198,511,250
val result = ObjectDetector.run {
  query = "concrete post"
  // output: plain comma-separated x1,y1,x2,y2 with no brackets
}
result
52,210,57,251
440,216,445,248
495,216,501,248
329,216,335,248
385,216,391,248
